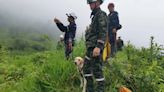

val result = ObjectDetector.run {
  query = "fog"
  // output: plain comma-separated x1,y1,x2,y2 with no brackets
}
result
0,0,164,47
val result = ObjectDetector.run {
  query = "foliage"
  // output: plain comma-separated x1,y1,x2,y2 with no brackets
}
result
0,37,163,92
0,28,54,52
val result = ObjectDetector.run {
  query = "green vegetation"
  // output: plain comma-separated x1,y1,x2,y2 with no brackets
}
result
104,37,164,92
0,28,164,92
0,28,54,52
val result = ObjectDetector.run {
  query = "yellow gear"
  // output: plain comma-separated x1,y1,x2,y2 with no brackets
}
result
102,31,111,62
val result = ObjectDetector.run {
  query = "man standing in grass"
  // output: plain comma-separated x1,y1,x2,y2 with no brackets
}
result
84,0,107,91
108,3,121,57
116,36,124,51
54,13,77,60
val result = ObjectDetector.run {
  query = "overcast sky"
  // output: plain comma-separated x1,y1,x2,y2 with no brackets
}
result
0,0,164,47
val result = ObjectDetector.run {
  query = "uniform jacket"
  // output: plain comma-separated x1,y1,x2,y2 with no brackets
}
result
108,11,120,43
56,22,76,43
85,8,107,51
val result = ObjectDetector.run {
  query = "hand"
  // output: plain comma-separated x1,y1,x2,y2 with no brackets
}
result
93,47,101,57
54,18,61,23
68,42,73,51
112,28,117,33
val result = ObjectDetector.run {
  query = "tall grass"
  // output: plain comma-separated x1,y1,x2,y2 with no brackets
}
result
0,38,164,92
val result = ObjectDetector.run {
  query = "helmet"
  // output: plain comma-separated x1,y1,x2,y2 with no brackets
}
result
108,3,115,8
66,12,77,20
87,0,104,4
60,35,64,39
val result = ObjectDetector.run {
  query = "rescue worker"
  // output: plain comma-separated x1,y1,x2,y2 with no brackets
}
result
56,35,64,50
116,36,124,51
54,13,77,60
84,0,107,91
108,3,121,57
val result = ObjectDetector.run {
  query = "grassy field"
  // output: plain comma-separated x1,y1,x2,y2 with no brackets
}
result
0,39,164,92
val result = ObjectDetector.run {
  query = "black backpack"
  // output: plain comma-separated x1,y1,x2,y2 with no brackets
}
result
116,24,122,30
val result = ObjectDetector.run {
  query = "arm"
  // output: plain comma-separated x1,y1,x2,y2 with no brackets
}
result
56,23,67,32
112,12,120,30
93,12,107,57
96,12,108,50
54,18,67,32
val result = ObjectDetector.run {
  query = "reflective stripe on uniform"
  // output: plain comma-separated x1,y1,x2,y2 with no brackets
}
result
97,40,105,44
96,78,105,81
84,74,93,77
85,56,91,60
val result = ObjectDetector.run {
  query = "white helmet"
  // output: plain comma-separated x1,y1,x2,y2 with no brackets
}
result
66,12,77,20
60,35,64,39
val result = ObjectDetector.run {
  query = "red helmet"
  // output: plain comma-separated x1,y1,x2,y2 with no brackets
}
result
108,3,114,8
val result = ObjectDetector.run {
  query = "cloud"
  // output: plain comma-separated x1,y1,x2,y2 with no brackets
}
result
0,0,163,47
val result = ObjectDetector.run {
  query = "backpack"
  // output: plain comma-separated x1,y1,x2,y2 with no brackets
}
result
116,24,122,30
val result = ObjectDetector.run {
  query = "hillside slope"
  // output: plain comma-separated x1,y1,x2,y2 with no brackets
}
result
0,40,164,92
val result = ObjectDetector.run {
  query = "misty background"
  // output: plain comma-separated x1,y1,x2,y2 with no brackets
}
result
0,0,164,47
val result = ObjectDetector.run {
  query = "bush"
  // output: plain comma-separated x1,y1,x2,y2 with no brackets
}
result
0,37,163,92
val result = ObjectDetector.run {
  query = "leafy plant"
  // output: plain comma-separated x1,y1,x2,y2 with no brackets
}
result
0,37,163,92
